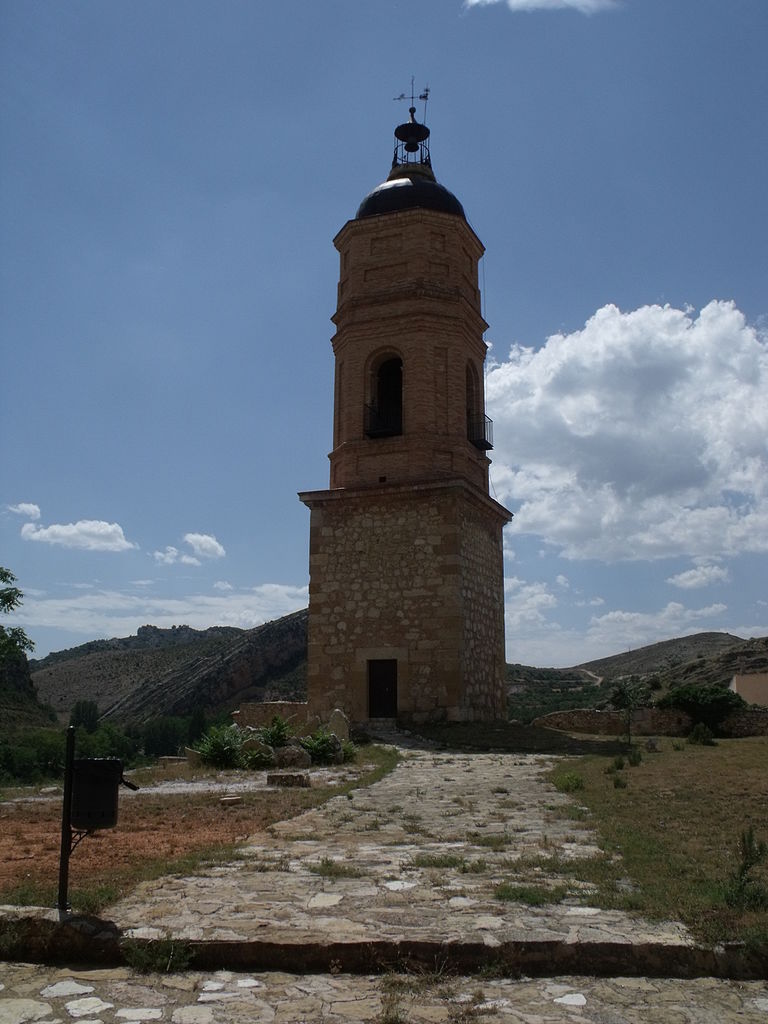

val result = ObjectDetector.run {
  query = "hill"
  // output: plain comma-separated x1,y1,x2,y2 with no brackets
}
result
27,617,768,728
31,611,308,725
573,631,746,681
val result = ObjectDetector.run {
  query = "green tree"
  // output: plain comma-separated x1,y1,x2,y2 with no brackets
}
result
658,683,746,733
143,716,187,757
70,699,100,733
0,567,34,661
187,706,207,745
610,676,652,745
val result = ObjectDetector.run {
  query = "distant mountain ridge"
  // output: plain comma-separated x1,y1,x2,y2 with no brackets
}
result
574,631,748,681
31,611,308,725
22,618,768,728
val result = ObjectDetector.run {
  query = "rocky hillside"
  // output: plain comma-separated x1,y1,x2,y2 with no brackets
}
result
1,649,57,729
32,611,308,725
28,617,767,728
573,631,746,682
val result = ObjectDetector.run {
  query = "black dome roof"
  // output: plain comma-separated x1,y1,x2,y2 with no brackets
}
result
356,174,465,220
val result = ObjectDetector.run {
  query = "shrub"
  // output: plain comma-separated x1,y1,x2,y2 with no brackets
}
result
627,746,643,767
687,723,716,746
300,727,340,765
342,741,358,765
258,715,292,748
658,683,746,733
76,722,139,763
195,724,243,768
724,827,768,911
242,746,273,770
613,774,628,789
553,771,584,793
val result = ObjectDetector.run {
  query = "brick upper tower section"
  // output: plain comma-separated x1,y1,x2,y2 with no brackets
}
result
327,116,494,495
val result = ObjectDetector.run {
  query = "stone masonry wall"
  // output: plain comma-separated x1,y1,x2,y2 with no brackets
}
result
303,481,508,725
234,702,310,730
533,706,768,738
459,504,507,720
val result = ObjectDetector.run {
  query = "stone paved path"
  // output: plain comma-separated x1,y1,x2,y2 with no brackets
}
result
1,962,767,1023
109,748,689,953
4,744,767,1021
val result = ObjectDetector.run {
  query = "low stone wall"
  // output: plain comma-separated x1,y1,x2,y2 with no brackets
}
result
532,708,693,737
721,709,768,737
234,701,311,730
533,706,768,738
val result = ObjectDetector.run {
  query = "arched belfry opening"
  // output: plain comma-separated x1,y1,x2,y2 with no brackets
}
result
366,354,403,438
299,99,512,725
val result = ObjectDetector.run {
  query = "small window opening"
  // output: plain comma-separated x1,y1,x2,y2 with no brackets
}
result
365,357,403,438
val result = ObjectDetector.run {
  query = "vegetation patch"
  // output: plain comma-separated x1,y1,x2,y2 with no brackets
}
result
0,743,398,908
494,882,567,906
122,936,193,974
552,771,585,793
546,737,768,947
468,832,508,851
308,856,365,879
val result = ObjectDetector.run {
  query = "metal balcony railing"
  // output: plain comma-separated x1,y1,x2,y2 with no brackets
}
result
468,413,493,451
365,404,402,438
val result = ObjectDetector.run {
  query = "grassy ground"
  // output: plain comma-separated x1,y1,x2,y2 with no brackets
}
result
418,722,767,950
0,744,398,913
547,736,768,948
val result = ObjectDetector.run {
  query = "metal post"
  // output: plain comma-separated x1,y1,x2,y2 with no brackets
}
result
57,725,75,914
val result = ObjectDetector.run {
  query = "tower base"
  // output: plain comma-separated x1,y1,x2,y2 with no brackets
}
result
299,479,511,725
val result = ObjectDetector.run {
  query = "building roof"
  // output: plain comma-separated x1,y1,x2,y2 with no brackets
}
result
356,173,465,220
356,106,466,221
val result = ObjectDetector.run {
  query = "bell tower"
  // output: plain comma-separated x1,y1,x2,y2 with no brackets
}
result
299,105,512,725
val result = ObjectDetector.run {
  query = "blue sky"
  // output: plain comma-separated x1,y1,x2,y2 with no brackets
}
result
2,0,766,667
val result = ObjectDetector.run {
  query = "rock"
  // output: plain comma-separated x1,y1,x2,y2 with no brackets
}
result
274,744,312,769
241,736,273,756
220,796,242,806
185,747,202,766
266,771,311,788
328,732,345,764
296,714,322,737
327,708,350,741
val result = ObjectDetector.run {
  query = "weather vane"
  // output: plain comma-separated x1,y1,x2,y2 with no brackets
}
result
393,77,430,122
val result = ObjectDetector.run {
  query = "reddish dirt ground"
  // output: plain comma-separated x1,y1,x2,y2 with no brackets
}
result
1,783,326,906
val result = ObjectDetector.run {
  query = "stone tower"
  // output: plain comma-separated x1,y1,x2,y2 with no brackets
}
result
299,107,511,725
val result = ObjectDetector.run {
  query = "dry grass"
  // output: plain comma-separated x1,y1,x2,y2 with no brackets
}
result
556,736,768,946
0,744,398,912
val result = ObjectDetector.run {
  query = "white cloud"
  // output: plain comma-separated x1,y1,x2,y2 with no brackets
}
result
7,502,41,521
487,301,768,562
153,546,200,567
555,574,570,589
505,576,558,631
214,580,234,591
586,601,728,652
14,583,309,640
667,563,730,590
184,532,226,559
21,519,137,552
465,0,618,13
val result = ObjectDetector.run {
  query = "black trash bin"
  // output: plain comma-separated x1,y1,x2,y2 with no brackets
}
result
71,758,125,830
